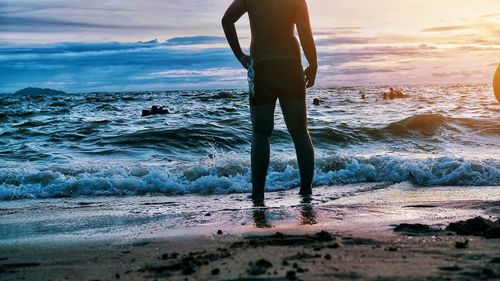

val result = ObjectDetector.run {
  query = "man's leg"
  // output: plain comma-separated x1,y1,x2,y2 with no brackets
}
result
250,102,276,200
280,99,314,195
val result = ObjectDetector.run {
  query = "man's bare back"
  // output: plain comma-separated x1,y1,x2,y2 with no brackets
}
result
246,0,301,61
222,0,316,87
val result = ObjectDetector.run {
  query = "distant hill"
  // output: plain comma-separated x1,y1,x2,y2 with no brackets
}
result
14,87,66,95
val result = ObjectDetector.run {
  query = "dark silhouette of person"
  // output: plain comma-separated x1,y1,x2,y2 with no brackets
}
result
222,0,317,202
383,87,407,100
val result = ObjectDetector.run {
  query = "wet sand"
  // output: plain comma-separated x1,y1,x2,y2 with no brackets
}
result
1,182,499,280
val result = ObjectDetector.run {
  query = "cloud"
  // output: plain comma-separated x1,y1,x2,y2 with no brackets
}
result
319,45,439,65
150,68,244,79
143,67,247,86
0,0,229,44
164,36,226,46
316,36,375,46
455,45,500,52
0,36,226,58
0,15,158,33
432,70,484,78
421,25,468,32
334,67,397,75
0,1,129,14
0,2,160,33
0,38,242,93
0,0,497,91
2,35,491,93
314,27,362,36
480,13,500,18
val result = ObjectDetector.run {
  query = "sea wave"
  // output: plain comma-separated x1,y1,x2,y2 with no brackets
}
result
1,154,498,200
96,124,250,149
311,113,500,145
385,113,454,136
385,113,500,137
4,112,495,150
2,92,498,149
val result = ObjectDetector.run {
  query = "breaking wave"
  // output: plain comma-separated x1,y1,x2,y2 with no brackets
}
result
1,154,498,200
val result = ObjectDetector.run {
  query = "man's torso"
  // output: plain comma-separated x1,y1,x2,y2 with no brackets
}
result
246,0,302,62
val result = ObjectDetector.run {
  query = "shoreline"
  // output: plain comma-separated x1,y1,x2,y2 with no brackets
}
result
1,183,499,280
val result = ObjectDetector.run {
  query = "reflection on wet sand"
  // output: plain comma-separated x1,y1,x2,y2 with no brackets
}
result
252,199,271,228
300,196,318,225
252,207,272,228
251,197,318,228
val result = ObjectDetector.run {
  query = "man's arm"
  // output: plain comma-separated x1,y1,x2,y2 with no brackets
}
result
295,0,317,88
222,0,250,69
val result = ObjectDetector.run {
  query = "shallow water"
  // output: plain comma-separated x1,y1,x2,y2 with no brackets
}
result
0,85,499,199
1,183,498,242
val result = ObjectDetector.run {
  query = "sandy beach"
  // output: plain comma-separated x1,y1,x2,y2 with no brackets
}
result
1,182,499,280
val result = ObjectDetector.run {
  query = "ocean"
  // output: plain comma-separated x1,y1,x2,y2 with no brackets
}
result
0,84,498,200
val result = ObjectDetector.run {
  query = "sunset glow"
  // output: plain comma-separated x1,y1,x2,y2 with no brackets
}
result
0,0,499,92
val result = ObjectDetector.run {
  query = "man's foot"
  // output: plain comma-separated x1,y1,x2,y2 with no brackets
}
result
251,192,265,206
300,194,313,204
298,187,312,197
252,198,265,207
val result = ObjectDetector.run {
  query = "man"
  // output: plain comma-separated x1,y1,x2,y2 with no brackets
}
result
222,0,317,201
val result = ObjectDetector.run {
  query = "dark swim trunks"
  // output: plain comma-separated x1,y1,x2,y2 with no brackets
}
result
250,59,306,106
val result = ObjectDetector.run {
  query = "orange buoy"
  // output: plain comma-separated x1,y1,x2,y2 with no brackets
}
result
494,62,500,102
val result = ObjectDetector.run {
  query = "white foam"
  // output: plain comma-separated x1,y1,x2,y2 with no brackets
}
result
0,154,498,200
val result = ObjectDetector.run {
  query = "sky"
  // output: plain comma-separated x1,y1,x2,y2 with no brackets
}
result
0,0,499,93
